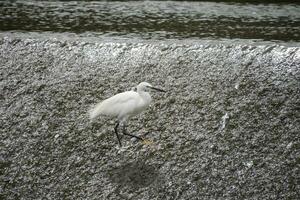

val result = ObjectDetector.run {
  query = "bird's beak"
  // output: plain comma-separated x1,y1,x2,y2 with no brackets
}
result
150,86,166,92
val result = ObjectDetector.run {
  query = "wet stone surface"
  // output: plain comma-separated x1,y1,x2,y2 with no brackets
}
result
109,161,159,190
0,34,299,199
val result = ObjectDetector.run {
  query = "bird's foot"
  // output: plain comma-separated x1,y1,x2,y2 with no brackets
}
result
141,139,153,145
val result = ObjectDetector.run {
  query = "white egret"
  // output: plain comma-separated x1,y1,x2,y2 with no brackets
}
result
89,82,165,146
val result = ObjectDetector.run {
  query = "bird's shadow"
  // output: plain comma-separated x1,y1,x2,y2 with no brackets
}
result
108,160,160,190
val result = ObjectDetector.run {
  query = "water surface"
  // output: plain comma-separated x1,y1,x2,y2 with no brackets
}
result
1,1,300,41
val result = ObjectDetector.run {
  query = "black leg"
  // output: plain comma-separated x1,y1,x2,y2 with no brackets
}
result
123,124,143,141
114,122,122,146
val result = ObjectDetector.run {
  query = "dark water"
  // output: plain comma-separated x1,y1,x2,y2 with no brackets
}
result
1,1,300,200
1,1,300,41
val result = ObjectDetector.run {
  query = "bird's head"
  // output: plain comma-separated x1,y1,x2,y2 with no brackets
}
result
137,82,166,93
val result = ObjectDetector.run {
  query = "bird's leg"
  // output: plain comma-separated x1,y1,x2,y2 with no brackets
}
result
114,122,122,147
122,124,143,141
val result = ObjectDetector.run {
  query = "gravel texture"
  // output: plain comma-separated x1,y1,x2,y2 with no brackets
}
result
1,35,299,199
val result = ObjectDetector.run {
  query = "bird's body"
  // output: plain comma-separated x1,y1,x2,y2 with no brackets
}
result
89,90,151,121
89,82,165,146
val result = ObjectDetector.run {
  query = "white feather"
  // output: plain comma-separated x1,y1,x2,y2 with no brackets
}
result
89,91,148,120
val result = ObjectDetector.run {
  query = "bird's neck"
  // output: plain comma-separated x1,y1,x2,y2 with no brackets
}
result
137,90,151,104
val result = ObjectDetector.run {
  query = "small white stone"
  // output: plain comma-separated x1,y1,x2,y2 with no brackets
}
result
234,82,239,90
221,112,229,129
245,160,253,168
286,142,293,149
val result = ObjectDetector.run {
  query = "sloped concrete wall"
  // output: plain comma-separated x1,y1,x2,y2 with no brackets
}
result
1,35,299,199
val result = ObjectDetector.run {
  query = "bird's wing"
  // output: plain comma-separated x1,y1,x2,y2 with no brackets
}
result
105,91,140,116
90,91,139,119
107,91,139,105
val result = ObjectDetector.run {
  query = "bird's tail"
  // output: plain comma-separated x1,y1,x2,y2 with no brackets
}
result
89,102,104,120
